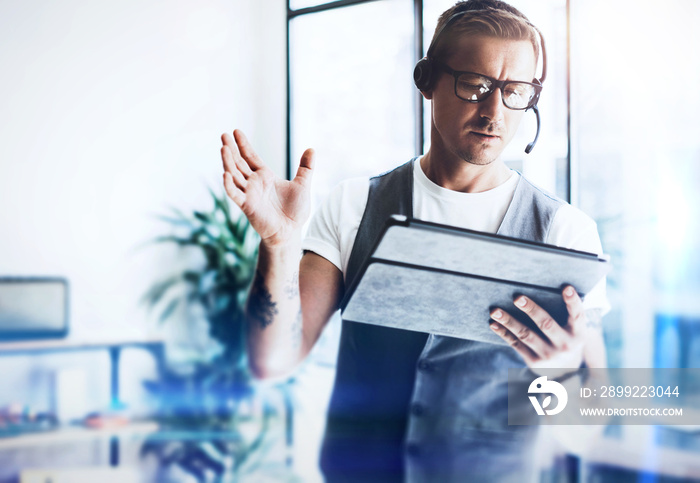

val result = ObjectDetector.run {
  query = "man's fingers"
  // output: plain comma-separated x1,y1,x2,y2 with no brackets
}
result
489,320,538,365
562,285,586,337
223,131,257,177
232,151,253,178
512,295,569,348
229,165,248,191
223,172,245,207
293,148,315,185
220,143,236,175
221,134,251,177
220,146,247,187
490,309,552,358
221,132,242,162
233,129,264,170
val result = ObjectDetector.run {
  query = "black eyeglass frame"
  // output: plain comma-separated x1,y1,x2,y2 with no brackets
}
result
433,61,542,111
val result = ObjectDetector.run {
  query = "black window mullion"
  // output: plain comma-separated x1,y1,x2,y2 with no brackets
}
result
287,0,385,179
414,0,424,155
565,0,572,204
286,0,422,178
286,0,292,180
287,0,572,183
289,0,383,19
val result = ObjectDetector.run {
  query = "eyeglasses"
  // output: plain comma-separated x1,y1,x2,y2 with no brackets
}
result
434,61,542,110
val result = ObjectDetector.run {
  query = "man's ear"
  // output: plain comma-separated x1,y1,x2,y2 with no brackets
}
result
420,89,433,100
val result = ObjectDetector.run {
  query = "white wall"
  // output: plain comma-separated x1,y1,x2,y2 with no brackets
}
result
0,1,288,448
0,0,287,344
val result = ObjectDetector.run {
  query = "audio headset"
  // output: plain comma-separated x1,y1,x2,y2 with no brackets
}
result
413,5,547,154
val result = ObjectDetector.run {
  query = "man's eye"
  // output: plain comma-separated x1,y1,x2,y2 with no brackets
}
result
505,84,531,97
458,82,490,95
504,88,523,98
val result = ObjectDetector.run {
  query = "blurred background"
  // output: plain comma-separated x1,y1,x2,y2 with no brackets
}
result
0,0,699,481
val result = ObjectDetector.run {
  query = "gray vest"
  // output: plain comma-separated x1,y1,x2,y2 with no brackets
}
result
320,159,563,483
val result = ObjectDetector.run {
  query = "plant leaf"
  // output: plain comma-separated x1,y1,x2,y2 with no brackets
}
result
152,235,198,246
141,275,181,307
158,298,181,324
194,211,210,224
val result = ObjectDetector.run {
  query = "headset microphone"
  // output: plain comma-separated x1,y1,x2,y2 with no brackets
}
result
525,105,540,154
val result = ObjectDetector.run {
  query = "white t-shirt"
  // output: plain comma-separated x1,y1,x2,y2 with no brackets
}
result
303,159,609,312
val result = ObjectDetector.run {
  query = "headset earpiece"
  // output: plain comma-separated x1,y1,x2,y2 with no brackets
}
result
413,57,434,92
531,78,542,105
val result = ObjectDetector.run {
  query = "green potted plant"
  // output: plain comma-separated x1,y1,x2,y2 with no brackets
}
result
140,189,296,483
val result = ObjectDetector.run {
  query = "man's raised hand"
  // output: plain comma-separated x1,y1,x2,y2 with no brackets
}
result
221,129,315,247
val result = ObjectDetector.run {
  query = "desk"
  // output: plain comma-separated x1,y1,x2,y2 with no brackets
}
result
0,338,165,409
0,421,159,451
0,338,165,466
0,422,158,483
21,466,142,483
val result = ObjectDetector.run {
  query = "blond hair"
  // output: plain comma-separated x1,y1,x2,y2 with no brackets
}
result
430,0,540,66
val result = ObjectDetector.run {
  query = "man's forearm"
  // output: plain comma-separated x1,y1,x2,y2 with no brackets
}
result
583,308,607,369
246,240,303,378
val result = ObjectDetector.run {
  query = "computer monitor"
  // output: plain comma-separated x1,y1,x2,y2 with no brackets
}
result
0,277,69,341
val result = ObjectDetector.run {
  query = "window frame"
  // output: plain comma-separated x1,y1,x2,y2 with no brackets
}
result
286,0,572,203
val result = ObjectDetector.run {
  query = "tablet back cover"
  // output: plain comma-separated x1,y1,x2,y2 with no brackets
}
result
341,218,610,345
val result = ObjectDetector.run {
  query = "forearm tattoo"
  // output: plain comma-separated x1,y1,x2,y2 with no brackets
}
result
248,269,278,329
585,308,604,331
284,271,299,300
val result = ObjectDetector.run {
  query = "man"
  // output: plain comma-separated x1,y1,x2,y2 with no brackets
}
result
220,1,608,481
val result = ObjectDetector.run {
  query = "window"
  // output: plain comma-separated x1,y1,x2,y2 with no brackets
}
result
289,0,415,206
290,0,570,202
571,0,700,369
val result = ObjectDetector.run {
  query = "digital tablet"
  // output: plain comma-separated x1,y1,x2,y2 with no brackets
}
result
340,216,611,345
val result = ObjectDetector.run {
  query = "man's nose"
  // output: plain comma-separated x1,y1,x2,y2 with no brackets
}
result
477,87,506,123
